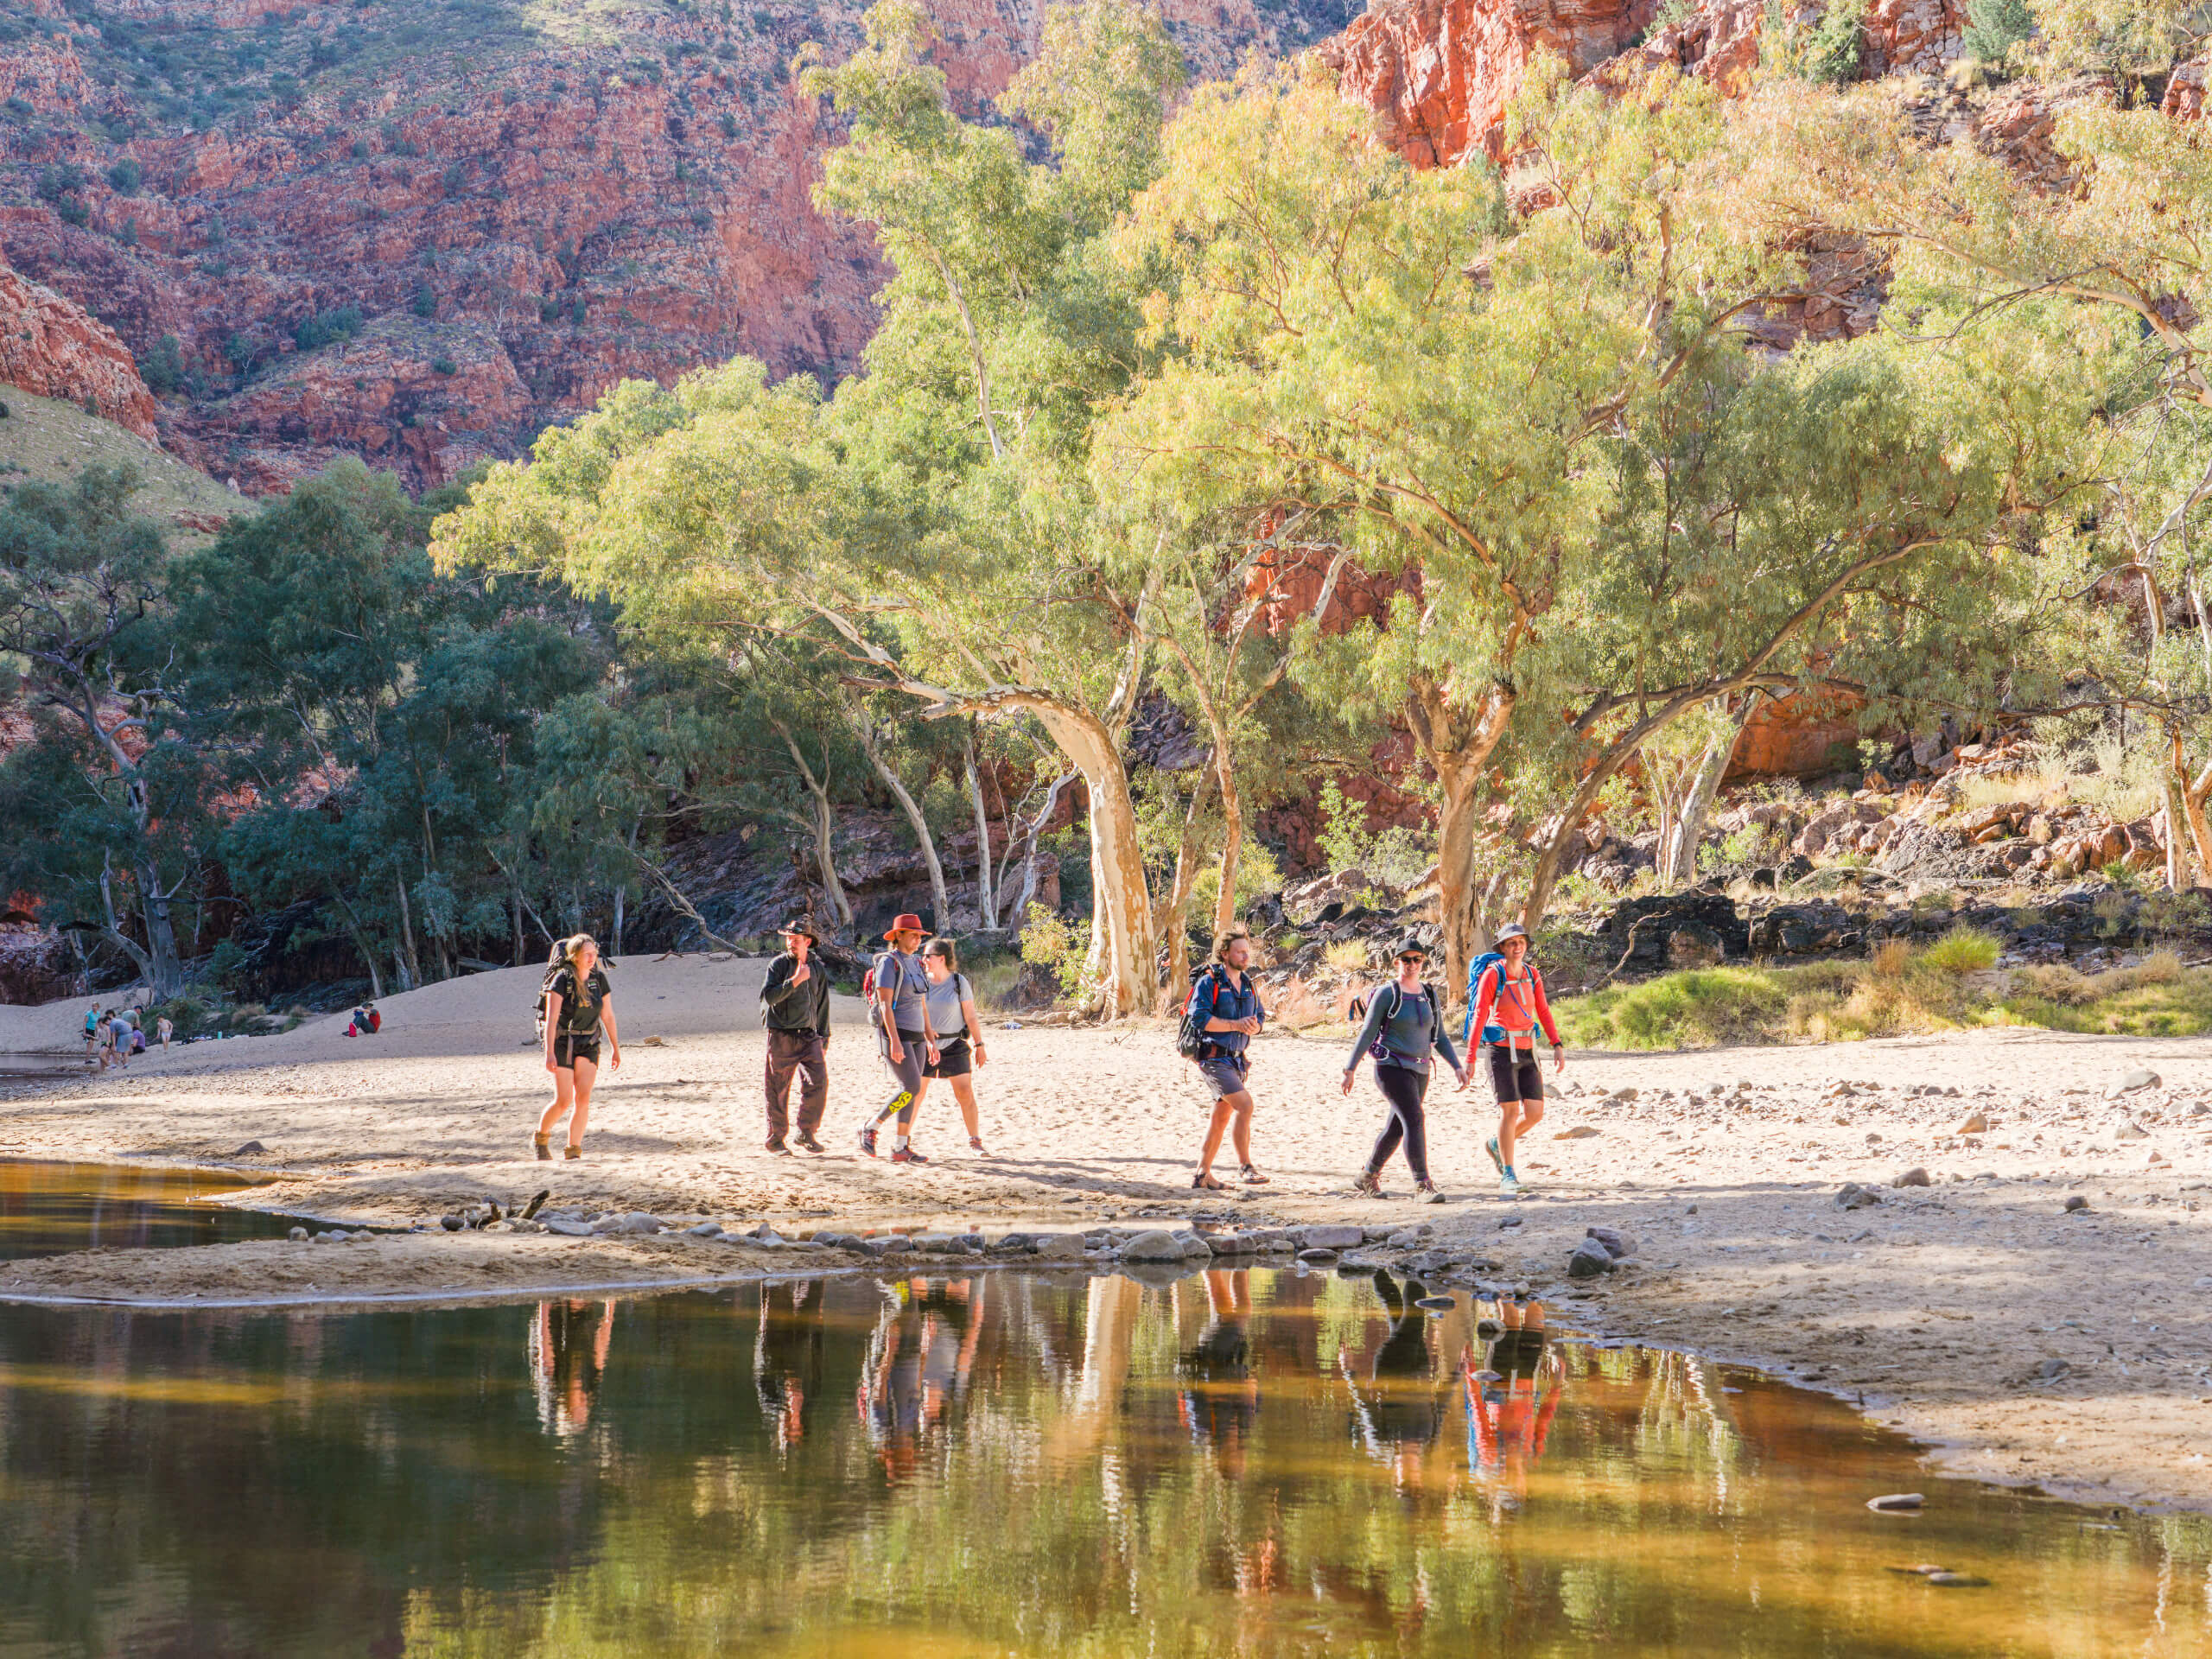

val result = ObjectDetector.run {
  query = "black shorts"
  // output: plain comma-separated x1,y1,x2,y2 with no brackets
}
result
1487,1045,1543,1103
1488,1327,1548,1382
553,1032,601,1070
925,1036,972,1078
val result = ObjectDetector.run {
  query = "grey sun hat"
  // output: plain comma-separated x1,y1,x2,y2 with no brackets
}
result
1493,922,1529,944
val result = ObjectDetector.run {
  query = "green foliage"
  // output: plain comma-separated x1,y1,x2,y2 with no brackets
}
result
1961,0,2035,69
430,356,457,376
105,157,141,194
292,303,363,353
1317,779,1433,892
1923,926,2001,973
411,286,436,318
1019,901,1091,999
1562,966,1792,1049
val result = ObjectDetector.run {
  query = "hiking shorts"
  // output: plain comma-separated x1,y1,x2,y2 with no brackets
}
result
1199,1054,1253,1101
924,1036,973,1079
1487,1045,1544,1104
552,1033,601,1070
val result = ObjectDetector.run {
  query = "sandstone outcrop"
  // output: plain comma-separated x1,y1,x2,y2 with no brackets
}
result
0,254,157,437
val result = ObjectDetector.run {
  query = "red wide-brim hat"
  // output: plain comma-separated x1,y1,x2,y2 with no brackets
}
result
882,913,925,938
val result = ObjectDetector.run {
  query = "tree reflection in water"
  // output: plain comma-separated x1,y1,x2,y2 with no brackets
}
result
0,1267,2203,1658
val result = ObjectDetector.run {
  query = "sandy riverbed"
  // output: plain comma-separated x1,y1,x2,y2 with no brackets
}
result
3,953,2209,1514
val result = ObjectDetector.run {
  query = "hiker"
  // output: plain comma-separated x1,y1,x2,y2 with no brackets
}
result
83,1003,98,1058
1341,938,1469,1199
1465,1294,1560,1510
760,918,830,1154
105,1010,130,1070
857,914,937,1165
909,937,990,1155
536,934,620,1161
1186,930,1270,1191
1466,922,1563,1194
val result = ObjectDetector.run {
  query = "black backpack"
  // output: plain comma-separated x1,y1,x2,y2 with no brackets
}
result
1175,966,1224,1060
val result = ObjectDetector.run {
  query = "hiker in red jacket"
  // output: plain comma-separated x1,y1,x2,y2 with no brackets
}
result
1466,924,1564,1194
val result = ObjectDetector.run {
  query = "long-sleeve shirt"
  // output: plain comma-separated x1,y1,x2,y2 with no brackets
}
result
1346,981,1461,1075
760,953,832,1036
1187,969,1264,1057
1471,962,1560,1049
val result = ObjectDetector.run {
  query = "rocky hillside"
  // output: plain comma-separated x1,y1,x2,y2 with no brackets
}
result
0,0,1355,493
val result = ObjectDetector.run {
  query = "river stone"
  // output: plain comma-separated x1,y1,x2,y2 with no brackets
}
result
589,1214,626,1233
541,1217,592,1237
2034,1357,2070,1381
287,1225,308,1242
988,1232,1035,1252
1300,1224,1366,1250
914,1233,957,1253
1584,1226,1637,1260
861,1235,913,1256
1297,1248,1339,1264
810,1231,861,1250
1032,1233,1085,1258
619,1212,665,1235
1866,1493,1924,1513
1954,1111,1989,1135
1555,1125,1599,1140
1567,1240,1616,1280
2063,1195,2090,1213
1122,1230,1187,1262
2114,1120,2150,1141
439,1214,464,1232
1383,1226,1434,1249
1892,1166,1931,1188
1203,1230,1263,1255
1173,1232,1211,1257
953,1233,988,1252
1415,1295,1457,1312
685,1221,723,1237
1835,1183,1883,1211
2111,1068,2160,1096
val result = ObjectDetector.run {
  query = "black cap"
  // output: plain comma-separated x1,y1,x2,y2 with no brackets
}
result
1395,938,1428,961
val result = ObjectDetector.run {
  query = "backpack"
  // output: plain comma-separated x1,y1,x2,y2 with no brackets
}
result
862,954,912,1031
1462,950,1506,1046
1350,981,1440,1060
1175,966,1225,1060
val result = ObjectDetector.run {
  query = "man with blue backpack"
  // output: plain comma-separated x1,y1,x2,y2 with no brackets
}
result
1179,930,1271,1191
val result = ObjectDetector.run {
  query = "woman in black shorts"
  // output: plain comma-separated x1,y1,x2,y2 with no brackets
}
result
537,934,620,1160
910,938,991,1154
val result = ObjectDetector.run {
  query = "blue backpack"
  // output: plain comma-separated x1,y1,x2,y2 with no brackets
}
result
1463,950,1506,1047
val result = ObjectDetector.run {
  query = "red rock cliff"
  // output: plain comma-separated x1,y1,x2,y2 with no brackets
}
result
0,251,157,436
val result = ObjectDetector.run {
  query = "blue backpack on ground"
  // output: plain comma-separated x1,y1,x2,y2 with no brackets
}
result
1463,950,1506,1047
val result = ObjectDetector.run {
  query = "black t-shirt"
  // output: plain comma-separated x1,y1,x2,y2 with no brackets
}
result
549,966,612,1034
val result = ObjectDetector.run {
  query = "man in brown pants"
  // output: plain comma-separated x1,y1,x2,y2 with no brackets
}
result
760,919,831,1154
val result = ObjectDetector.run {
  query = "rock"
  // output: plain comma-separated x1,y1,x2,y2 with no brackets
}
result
619,1212,664,1235
0,256,158,437
543,1217,594,1237
1567,1241,1616,1280
1955,1112,1990,1135
1607,1088,1640,1103
1122,1230,1187,1262
1923,1572,1989,1587
953,1233,988,1253
1665,925,1726,969
1383,1226,1434,1249
1555,1124,1599,1140
1297,1248,1340,1264
861,1235,913,1256
1866,1493,1925,1513
685,1222,724,1237
1892,1167,1931,1188
2114,1120,2150,1141
912,1233,956,1253
588,1214,626,1233
1415,1294,1457,1312
809,1231,861,1251
439,1214,464,1232
2034,1357,2070,1381
310,1230,334,1243
1583,1226,1637,1260
1835,1183,1884,1211
1032,1234,1085,1259
287,1225,308,1242
1299,1224,1367,1251
2112,1068,2161,1096
2063,1195,2089,1212
229,1141,268,1156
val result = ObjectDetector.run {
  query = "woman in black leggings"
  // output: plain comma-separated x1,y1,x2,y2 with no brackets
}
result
1341,939,1470,1198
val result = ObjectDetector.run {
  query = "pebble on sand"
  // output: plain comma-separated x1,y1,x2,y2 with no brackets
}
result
1866,1493,1925,1513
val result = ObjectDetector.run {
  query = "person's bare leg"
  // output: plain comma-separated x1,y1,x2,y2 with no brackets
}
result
566,1055,599,1149
907,1077,935,1130
1197,1095,1243,1178
539,1066,575,1141
1517,1096,1545,1148
1497,1097,1521,1169
1230,1101,1256,1168
950,1076,981,1139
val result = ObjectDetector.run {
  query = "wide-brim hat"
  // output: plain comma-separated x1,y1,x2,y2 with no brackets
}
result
777,918,819,942
1494,922,1529,943
882,912,926,939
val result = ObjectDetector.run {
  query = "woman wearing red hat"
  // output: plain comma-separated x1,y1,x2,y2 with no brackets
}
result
858,913,940,1163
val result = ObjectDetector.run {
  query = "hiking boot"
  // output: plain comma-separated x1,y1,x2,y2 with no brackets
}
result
858,1126,877,1158
1484,1136,1505,1177
1351,1171,1383,1198
563,1144,583,1160
1417,1179,1446,1203
968,1135,988,1154
766,1138,790,1154
532,1133,552,1162
891,1146,929,1165
795,1134,824,1154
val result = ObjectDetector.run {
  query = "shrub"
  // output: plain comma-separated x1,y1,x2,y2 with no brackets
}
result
1961,0,2033,70
105,157,141,194
224,331,260,374
293,303,363,353
1562,966,1791,1050
138,333,185,393
116,218,137,246
1317,777,1433,891
1019,902,1091,1001
430,355,456,375
442,161,465,194
1923,927,2000,974
411,285,436,317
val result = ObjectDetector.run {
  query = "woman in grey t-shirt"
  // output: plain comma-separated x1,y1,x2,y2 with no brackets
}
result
910,938,991,1154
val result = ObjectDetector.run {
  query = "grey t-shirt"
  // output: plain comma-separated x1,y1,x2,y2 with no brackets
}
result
874,950,929,1033
923,971,971,1039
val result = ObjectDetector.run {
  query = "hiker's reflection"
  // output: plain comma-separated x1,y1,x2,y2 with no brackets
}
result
1465,1296,1561,1514
756,1280,825,1452
1178,1268,1258,1478
858,1276,984,1481
1344,1271,1447,1484
531,1298,615,1437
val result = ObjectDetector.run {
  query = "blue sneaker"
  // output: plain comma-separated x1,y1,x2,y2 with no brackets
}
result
1484,1136,1505,1177
1498,1170,1522,1196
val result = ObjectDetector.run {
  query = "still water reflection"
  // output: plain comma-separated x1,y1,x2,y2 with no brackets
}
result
0,1159,300,1262
0,1266,2204,1656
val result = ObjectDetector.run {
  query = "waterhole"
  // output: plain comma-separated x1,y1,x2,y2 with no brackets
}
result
0,1157,301,1262
0,1265,2202,1656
